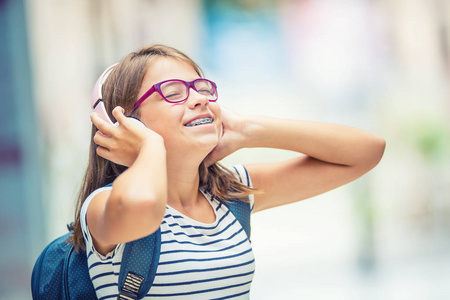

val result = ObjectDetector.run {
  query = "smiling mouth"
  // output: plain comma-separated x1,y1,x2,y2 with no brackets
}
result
185,118,213,127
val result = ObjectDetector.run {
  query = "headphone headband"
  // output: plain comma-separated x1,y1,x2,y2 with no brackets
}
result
90,63,118,126
90,63,118,108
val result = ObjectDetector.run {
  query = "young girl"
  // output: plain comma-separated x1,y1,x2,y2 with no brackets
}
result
72,44,385,299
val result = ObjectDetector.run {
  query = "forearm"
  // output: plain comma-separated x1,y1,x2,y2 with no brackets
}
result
89,137,168,249
105,137,168,237
112,138,167,203
242,115,385,167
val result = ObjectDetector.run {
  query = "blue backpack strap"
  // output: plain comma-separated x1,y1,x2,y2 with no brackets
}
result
226,165,253,240
223,200,252,240
117,229,161,299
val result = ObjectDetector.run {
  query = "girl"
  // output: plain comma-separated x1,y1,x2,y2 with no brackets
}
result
73,44,385,299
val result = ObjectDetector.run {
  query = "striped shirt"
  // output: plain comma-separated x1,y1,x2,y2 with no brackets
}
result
80,165,255,299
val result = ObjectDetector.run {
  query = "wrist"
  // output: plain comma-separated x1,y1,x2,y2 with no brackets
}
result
140,132,165,154
241,115,267,148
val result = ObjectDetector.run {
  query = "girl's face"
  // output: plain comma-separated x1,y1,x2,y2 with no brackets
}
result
137,57,222,157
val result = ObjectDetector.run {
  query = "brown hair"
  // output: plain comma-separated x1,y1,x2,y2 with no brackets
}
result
71,44,255,251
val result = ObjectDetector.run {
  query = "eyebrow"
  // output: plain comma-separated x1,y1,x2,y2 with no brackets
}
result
162,81,182,88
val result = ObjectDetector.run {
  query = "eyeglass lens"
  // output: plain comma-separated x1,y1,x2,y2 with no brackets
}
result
160,80,217,103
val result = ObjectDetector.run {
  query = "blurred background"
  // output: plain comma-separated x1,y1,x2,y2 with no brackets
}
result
1,0,450,299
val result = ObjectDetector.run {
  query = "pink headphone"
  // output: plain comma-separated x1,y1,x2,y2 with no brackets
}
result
90,64,118,126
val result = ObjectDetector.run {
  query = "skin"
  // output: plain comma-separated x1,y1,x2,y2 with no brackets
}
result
89,57,386,255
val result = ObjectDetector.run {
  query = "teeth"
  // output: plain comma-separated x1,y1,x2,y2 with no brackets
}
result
185,118,213,127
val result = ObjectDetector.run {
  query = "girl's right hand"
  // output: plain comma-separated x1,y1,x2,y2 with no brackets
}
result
91,106,163,167
204,107,247,166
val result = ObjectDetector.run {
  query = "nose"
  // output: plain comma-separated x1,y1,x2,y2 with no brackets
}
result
185,87,209,109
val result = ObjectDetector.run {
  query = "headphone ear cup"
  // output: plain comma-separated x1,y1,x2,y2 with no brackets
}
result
126,117,146,128
93,101,116,126
90,63,118,127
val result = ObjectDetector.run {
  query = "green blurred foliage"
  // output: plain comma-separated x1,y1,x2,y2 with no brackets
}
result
402,116,450,162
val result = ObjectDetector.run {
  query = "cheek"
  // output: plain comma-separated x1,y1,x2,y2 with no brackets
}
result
139,105,166,129
139,114,165,138
139,109,182,138
139,114,156,130
143,119,168,138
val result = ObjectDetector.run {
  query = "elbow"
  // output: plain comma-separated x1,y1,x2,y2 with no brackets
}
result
124,190,167,224
362,135,386,170
97,183,167,245
372,136,386,165
145,192,167,222
111,184,167,232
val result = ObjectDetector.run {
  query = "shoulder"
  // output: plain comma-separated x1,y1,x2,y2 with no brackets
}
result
229,165,254,210
230,165,252,188
80,186,113,222
80,186,114,253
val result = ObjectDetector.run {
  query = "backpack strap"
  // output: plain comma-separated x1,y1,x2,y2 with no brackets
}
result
117,229,161,300
223,199,252,241
227,165,253,240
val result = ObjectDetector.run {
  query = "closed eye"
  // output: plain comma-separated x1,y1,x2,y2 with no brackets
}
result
166,92,182,99
197,88,214,96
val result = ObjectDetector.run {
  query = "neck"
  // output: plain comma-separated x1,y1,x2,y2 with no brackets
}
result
165,152,204,209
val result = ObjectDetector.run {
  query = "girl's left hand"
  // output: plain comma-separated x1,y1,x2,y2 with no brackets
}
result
91,106,162,167
204,107,247,166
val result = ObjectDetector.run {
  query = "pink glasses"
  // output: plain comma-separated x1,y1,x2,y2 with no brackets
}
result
133,78,218,110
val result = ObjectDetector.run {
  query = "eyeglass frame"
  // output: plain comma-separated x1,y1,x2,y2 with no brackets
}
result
133,78,218,110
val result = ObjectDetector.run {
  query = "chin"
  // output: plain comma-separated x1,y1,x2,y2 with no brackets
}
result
193,135,219,152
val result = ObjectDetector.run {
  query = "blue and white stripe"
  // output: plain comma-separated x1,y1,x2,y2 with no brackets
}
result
80,165,255,299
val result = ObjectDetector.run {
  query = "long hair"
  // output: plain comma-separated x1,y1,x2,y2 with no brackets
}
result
71,44,255,251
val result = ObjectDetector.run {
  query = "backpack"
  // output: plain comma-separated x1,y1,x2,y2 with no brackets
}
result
31,198,251,300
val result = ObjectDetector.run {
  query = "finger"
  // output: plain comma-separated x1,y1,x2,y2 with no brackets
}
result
204,147,223,167
204,156,216,167
95,145,111,160
209,152,224,165
204,148,228,166
93,131,111,149
91,112,114,136
112,106,126,125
